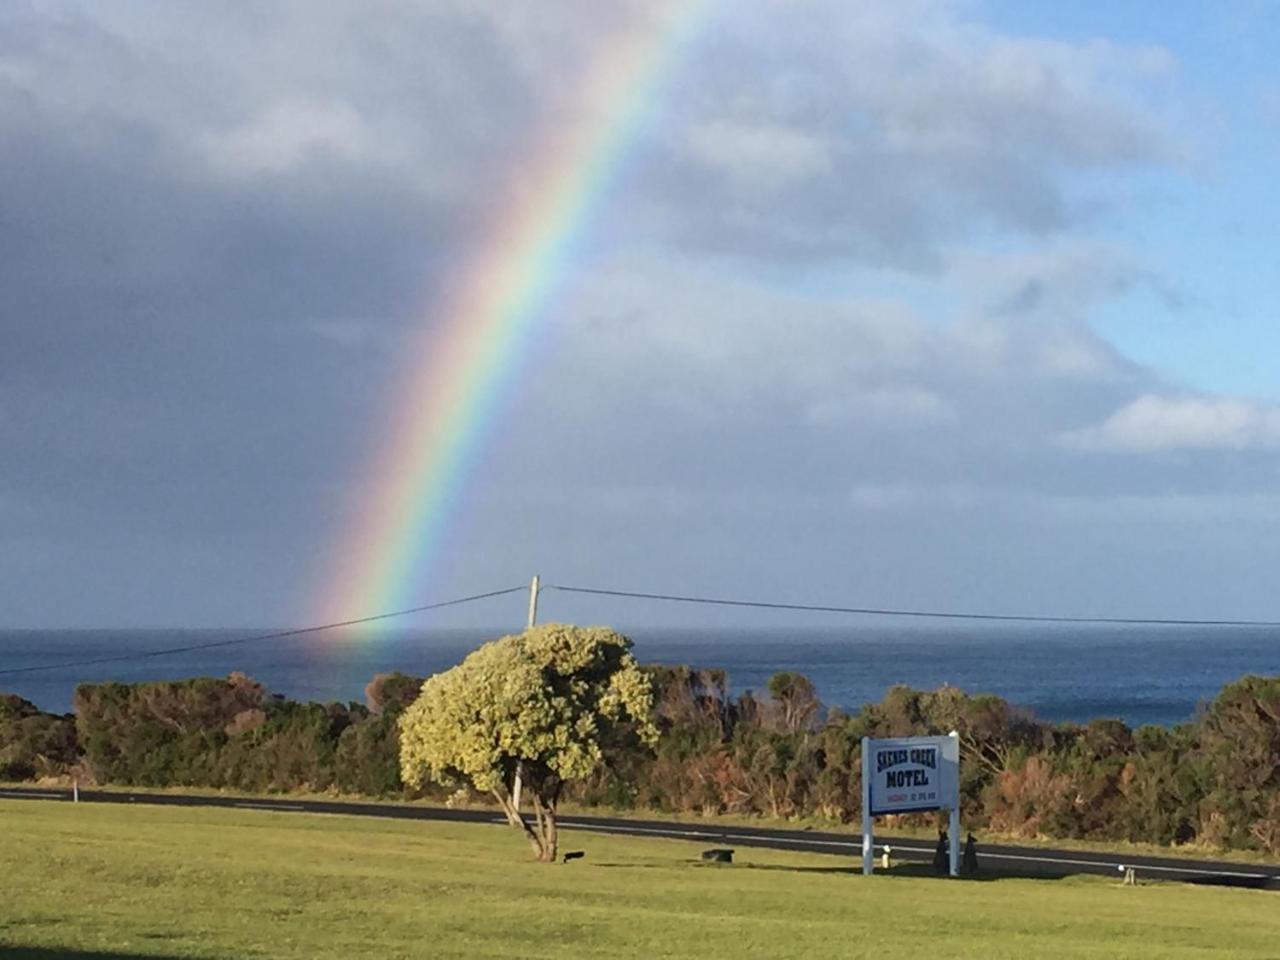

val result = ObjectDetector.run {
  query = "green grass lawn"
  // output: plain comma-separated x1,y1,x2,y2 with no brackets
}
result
11,781,1275,867
1,800,1276,960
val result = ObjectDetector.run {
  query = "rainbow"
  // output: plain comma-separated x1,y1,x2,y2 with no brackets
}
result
323,3,706,623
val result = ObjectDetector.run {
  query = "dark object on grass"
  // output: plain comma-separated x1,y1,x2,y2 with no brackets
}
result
933,830,949,875
562,850,585,863
701,848,734,863
962,833,979,876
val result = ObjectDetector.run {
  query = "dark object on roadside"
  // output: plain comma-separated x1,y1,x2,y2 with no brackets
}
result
562,850,585,863
701,848,734,863
933,830,949,875
962,833,979,876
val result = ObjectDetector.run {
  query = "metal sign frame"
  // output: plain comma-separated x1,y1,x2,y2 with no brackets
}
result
861,732,960,876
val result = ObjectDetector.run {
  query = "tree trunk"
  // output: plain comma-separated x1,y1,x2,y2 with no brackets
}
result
491,782,547,861
531,792,558,863
491,769,564,862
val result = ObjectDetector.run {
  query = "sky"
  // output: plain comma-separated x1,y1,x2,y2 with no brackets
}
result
4,0,1280,629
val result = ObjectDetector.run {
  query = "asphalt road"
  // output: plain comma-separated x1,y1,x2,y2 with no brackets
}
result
3,785,1277,889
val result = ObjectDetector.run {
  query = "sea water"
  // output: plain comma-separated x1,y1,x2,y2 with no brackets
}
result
2,623,1278,727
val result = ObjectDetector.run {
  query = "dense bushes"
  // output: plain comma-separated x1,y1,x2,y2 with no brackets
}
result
68,672,423,795
0,694,78,781
1193,675,1280,852
4,663,1279,856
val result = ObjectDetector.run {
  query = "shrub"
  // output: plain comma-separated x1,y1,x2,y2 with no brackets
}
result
73,675,266,786
335,712,403,796
0,694,78,781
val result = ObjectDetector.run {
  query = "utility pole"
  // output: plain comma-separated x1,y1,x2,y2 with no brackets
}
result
526,574,540,629
512,574,540,816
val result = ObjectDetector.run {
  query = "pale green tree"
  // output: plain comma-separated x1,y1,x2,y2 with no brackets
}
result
399,623,657,862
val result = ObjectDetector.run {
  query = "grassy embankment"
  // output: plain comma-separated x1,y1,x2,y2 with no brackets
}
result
1,800,1276,960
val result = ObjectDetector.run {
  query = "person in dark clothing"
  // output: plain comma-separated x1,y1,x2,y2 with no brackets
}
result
933,830,949,875
962,833,979,876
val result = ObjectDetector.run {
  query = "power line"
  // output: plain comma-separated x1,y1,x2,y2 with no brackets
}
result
0,585,528,678
6,579,1276,681
545,584,1280,628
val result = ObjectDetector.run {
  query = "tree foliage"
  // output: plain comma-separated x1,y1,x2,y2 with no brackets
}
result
0,695,78,781
1195,675,1280,853
398,624,657,861
71,674,375,793
364,673,425,716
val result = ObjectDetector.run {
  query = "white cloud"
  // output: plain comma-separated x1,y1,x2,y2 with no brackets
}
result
197,100,374,177
557,255,1136,430
686,120,832,191
1062,394,1280,452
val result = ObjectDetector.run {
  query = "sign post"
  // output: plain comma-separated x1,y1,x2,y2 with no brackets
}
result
861,737,873,875
949,733,961,877
860,731,960,877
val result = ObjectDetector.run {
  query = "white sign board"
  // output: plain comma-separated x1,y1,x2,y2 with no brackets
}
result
866,734,958,816
861,733,960,876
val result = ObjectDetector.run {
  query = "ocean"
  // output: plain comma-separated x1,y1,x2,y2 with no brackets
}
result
3,623,1278,728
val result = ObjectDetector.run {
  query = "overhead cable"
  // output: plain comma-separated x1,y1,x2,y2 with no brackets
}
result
0,585,528,677
545,584,1280,628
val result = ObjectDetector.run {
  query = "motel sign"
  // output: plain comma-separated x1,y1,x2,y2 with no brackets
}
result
861,733,960,876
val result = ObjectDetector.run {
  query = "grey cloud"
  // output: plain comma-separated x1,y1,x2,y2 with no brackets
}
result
500,256,1274,521
627,1,1176,264
441,255,1280,620
949,243,1185,329
0,1,624,625
460,335,1280,627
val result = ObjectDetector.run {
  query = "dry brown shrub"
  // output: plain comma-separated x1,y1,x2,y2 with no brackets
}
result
224,708,267,736
985,755,1072,838
1249,794,1280,856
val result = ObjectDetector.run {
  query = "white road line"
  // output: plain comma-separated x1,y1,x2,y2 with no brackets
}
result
0,790,63,798
555,820,1274,880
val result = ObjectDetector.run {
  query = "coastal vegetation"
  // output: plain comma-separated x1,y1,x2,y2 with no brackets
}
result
3,625,1279,857
3,801,1277,959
